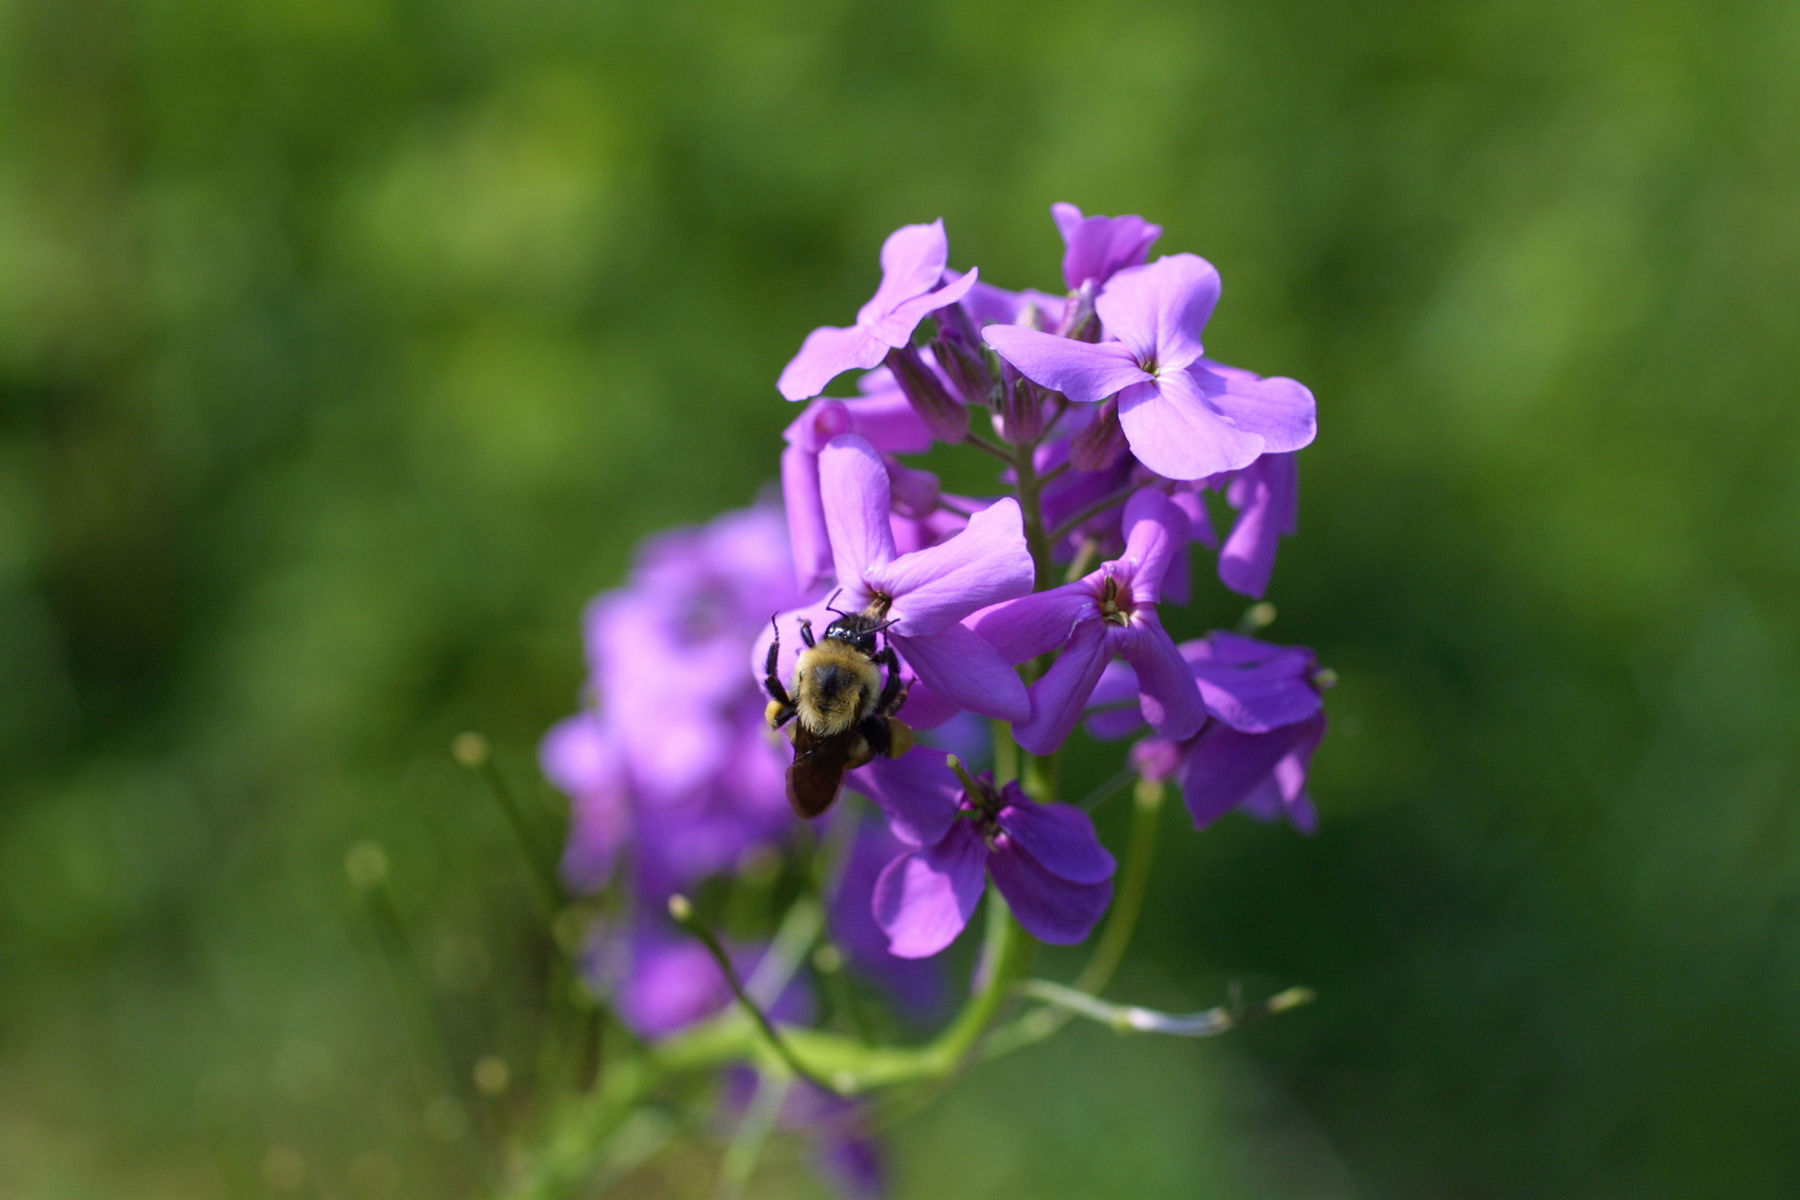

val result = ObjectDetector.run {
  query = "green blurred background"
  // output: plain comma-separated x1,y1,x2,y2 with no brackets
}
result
4,0,1798,1195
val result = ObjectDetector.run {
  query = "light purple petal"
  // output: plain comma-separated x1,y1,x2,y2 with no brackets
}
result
849,748,962,847
962,280,1065,329
1053,203,1163,291
994,798,1116,884
1116,372,1265,481
892,624,1029,722
1116,620,1205,742
865,498,1032,635
892,676,958,729
1195,362,1317,455
781,441,833,592
967,585,1096,665
819,434,898,591
1184,634,1322,732
982,325,1147,404
861,220,952,324
1094,254,1219,370
865,267,980,348
873,822,987,959
845,386,936,454
987,843,1113,945
1014,620,1113,755
778,324,888,402
1117,488,1190,606
1219,452,1299,598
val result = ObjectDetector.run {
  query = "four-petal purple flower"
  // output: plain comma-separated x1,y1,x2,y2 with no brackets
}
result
854,749,1116,957
984,253,1317,480
971,488,1205,754
778,219,979,402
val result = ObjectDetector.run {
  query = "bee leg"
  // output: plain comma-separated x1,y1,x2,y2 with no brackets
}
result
763,617,796,728
798,617,816,648
873,644,907,716
860,714,913,760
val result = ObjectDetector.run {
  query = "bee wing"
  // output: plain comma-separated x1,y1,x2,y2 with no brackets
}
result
787,726,852,819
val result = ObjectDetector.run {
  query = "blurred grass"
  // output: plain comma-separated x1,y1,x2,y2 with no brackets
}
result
2,0,1798,1196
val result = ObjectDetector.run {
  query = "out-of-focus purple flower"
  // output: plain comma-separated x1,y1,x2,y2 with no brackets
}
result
983,254,1316,480
760,434,1033,722
971,489,1203,754
856,750,1115,957
1051,202,1162,291
589,921,733,1039
541,712,628,890
594,919,815,1040
1089,633,1327,832
778,220,979,402
547,502,804,899
1217,451,1299,598
720,1072,888,1200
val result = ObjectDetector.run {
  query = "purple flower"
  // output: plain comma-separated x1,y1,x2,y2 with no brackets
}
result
971,489,1204,754
778,220,979,402
982,254,1316,480
1051,202,1162,291
760,434,1034,722
1088,633,1327,832
856,750,1115,957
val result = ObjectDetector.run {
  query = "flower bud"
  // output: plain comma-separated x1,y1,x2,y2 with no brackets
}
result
883,345,967,444
1069,398,1126,471
1055,279,1100,342
932,304,997,406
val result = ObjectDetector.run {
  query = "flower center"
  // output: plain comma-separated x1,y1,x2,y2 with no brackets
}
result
1098,574,1132,626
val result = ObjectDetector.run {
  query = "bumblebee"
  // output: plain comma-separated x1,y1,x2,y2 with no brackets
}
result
763,604,914,818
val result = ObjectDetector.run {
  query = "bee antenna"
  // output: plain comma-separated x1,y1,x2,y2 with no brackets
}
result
823,588,849,617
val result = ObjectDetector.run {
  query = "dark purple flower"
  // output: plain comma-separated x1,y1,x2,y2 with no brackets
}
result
778,220,979,401
983,254,1316,480
971,489,1203,754
759,434,1033,722
857,750,1115,957
1088,633,1327,832
1051,202,1162,291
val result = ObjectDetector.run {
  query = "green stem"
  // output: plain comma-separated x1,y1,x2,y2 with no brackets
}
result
982,779,1165,1060
1073,779,1164,996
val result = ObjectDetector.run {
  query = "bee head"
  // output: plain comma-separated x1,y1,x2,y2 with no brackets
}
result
820,602,898,659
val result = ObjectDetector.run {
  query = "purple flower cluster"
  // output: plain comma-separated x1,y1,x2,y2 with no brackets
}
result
771,208,1327,872
541,205,1332,1198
